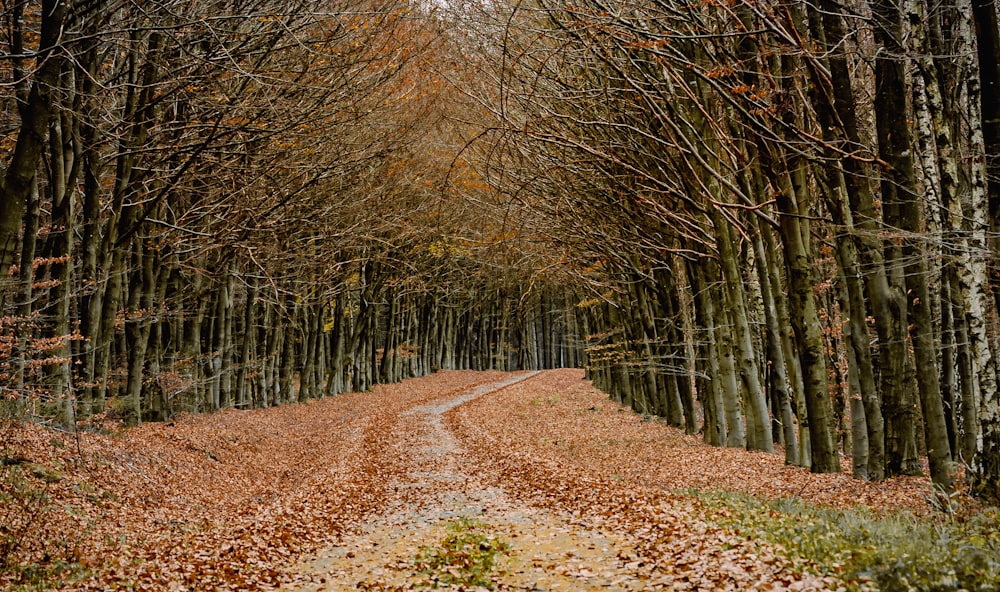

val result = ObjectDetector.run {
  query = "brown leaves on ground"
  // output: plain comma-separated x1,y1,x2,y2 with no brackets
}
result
450,369,932,514
3,369,938,590
446,369,936,591
2,371,508,590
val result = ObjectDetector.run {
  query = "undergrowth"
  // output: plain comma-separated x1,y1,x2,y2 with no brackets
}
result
686,488,1000,591
414,517,510,589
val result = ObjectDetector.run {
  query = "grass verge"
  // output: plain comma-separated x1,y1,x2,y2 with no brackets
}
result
686,488,1000,591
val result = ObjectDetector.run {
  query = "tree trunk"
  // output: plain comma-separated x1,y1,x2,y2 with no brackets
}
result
261,302,279,406
236,283,257,408
712,210,773,452
774,175,841,473
327,294,347,396
11,181,39,416
973,0,1000,251
656,271,688,428
753,220,798,464
836,273,870,479
42,94,79,426
145,256,170,421
278,297,297,403
970,0,1000,503
872,0,954,490
669,265,700,436
216,269,235,408
708,267,746,448
123,242,155,426
823,172,885,480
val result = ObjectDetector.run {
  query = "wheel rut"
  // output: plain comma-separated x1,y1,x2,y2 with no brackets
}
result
282,372,648,591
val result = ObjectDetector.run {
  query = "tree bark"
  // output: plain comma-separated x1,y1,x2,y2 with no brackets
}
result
712,210,773,453
823,173,885,480
42,106,79,427
970,0,1000,503
11,180,39,416
753,220,798,465
774,177,841,473
872,0,955,490
688,259,726,445
706,263,746,448
123,242,155,426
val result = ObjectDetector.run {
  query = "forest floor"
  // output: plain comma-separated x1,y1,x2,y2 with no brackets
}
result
2,370,942,591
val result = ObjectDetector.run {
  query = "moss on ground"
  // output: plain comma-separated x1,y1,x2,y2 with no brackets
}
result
414,517,510,589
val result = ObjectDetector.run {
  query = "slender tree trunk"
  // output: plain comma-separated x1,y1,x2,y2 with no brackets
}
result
327,294,347,396
694,256,744,448
518,303,533,371
379,291,397,384
236,283,257,408
655,270,688,428
972,0,1000,246
299,304,315,401
631,272,675,422
605,304,634,409
823,173,885,480
970,0,1000,502
939,271,960,454
42,95,79,426
671,264,700,435
279,297,297,403
774,173,841,473
261,302,279,406
712,210,773,452
145,256,170,421
77,27,104,418
79,155,102,417
12,181,39,416
836,273,870,479
217,269,235,408
753,220,798,464
123,242,155,426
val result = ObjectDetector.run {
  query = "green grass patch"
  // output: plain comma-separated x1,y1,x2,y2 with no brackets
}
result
414,517,510,589
684,489,1000,591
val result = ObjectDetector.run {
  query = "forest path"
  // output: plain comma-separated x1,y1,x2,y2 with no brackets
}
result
283,372,649,591
9,369,929,590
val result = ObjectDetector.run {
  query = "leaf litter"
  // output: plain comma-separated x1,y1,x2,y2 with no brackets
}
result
1,369,941,590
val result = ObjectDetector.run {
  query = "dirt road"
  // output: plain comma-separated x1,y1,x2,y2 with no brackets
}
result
284,372,650,591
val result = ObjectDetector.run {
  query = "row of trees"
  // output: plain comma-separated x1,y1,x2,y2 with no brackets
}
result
471,0,1000,500
0,1,581,429
4,0,1000,505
